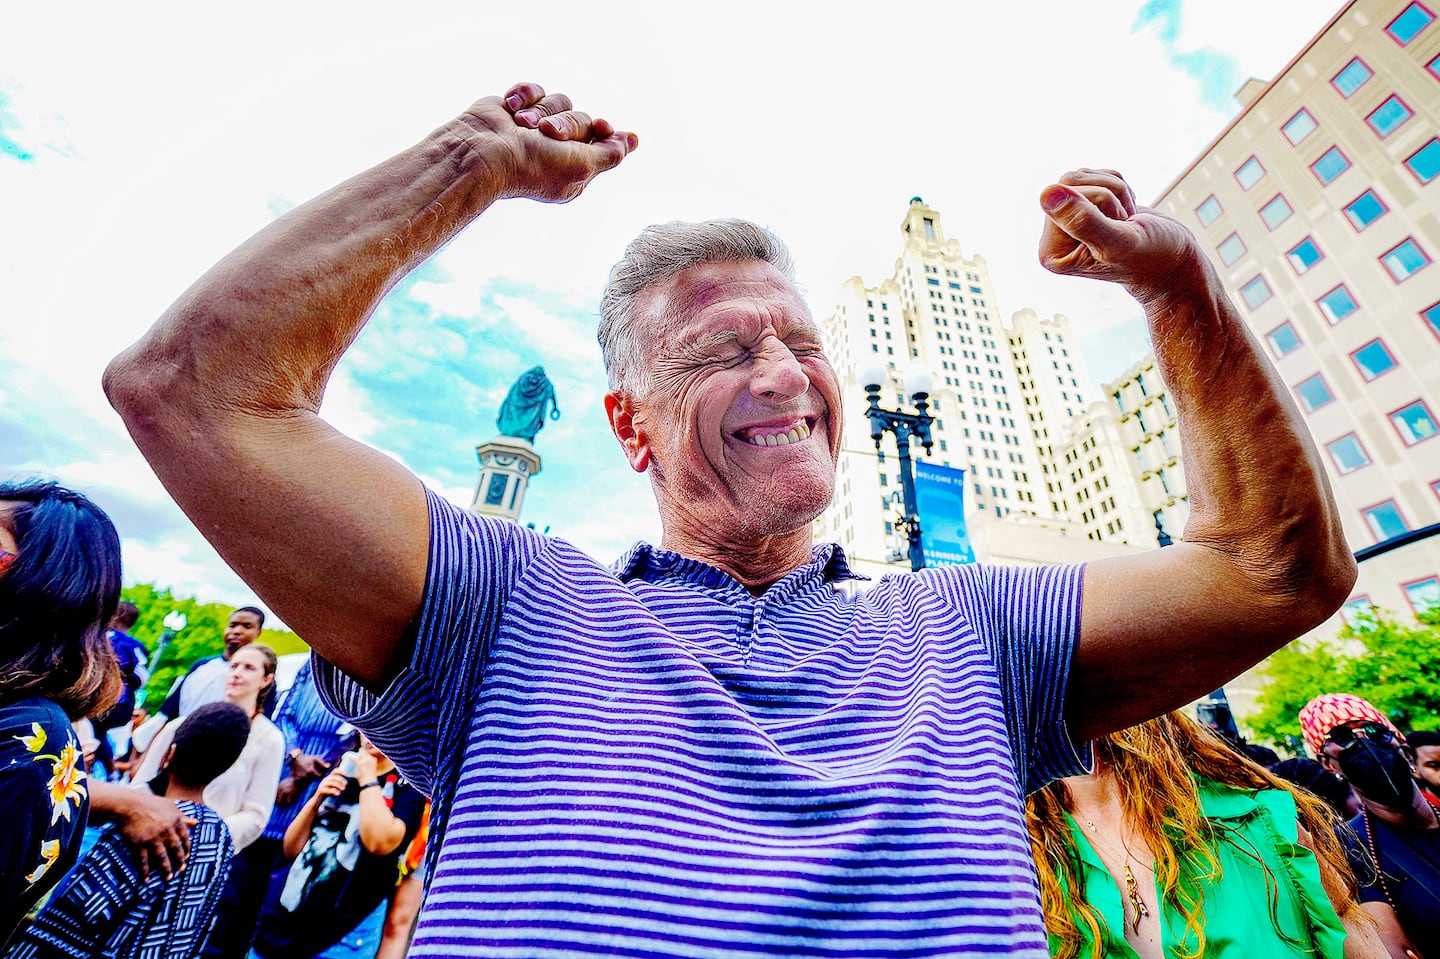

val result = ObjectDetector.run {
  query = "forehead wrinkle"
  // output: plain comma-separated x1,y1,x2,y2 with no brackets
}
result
646,262,810,340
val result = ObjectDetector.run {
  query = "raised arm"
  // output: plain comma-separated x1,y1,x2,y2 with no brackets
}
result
104,84,636,689
1036,169,1356,740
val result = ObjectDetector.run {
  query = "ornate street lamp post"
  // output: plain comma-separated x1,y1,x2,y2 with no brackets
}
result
861,366,935,572
148,610,188,674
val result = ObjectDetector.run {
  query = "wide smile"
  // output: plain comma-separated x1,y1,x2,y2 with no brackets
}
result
732,417,815,448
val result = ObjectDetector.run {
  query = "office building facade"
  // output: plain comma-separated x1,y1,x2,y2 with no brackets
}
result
1153,0,1440,622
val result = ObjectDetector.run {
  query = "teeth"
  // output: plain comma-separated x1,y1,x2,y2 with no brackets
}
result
748,423,811,447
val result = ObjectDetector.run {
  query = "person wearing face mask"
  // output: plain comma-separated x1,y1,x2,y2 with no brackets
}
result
1301,694,1440,958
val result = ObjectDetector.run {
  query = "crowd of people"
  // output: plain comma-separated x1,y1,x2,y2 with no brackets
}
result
4,80,1440,958
0,494,428,959
4,488,1437,958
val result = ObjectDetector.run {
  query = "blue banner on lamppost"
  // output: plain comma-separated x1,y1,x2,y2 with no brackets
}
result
914,461,975,566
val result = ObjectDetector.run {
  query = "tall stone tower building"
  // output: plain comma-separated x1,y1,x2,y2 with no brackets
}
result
816,198,1149,574
1153,0,1440,621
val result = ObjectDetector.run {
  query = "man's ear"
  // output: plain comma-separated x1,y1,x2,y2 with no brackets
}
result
604,390,651,473
159,743,177,772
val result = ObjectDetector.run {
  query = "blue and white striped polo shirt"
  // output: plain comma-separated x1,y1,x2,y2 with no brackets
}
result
315,488,1088,958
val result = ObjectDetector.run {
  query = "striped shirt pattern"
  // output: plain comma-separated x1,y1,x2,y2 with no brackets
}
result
262,659,347,841
314,489,1088,958
8,802,230,959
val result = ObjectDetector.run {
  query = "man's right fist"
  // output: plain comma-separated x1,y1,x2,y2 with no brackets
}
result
462,81,638,205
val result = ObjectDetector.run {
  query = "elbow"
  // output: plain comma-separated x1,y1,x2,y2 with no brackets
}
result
1252,516,1358,636
103,346,180,440
360,828,404,857
1293,513,1359,626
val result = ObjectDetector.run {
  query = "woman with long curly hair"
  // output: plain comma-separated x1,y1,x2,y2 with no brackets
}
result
1027,710,1386,959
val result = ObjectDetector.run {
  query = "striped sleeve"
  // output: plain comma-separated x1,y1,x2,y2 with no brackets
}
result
312,487,548,797
922,562,1090,793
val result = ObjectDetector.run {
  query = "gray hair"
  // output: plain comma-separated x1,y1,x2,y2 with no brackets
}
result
598,219,795,395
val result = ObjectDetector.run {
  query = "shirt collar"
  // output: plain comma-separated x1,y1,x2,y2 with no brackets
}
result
612,541,869,590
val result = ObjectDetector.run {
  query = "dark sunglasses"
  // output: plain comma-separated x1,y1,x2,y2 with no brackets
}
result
1326,722,1396,748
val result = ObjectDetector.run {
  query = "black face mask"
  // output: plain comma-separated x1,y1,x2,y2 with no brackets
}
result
1336,738,1414,809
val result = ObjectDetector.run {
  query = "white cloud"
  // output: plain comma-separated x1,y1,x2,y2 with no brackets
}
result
317,367,385,443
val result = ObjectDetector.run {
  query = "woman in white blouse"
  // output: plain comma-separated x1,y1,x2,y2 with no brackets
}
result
134,644,285,852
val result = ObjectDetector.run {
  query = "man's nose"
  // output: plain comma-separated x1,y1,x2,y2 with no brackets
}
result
750,342,807,401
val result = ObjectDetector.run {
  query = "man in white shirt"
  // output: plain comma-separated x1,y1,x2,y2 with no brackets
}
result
133,607,266,752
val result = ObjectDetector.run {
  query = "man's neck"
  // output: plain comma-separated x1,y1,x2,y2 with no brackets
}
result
658,527,816,595
164,781,207,804
1364,785,1440,830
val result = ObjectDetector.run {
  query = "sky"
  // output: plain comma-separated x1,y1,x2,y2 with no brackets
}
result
1,0,1342,618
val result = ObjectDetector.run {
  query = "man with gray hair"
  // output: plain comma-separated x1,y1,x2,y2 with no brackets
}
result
107,82,1355,957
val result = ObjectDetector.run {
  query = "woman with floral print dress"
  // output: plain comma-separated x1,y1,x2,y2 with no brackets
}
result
0,481,123,946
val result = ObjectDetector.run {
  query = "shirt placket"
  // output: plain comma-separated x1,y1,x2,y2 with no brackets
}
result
742,598,765,665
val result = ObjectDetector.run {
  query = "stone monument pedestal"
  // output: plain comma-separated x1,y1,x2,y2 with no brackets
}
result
470,435,542,523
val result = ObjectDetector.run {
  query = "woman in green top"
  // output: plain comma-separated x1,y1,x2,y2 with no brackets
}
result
1027,711,1386,959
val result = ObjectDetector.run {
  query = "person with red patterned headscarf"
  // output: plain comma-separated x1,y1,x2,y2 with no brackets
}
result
1301,693,1439,957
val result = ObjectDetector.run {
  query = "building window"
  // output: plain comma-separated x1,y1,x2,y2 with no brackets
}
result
1332,58,1373,97
1366,96,1414,138
1240,275,1273,310
1387,2,1435,44
1286,237,1324,274
1282,109,1318,145
1343,189,1387,230
1392,400,1439,445
1430,51,1440,80
1403,576,1440,613
1217,233,1246,266
1235,156,1265,190
1196,195,1222,226
1381,238,1431,282
1364,501,1409,541
1351,339,1398,380
1259,194,1293,230
1266,321,1301,358
1295,374,1335,412
1341,596,1375,627
1311,147,1351,185
1326,433,1370,474
1317,285,1359,324
1425,301,1440,340
1406,139,1440,183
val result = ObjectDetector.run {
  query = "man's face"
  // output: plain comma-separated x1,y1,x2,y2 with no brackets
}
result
1317,720,1389,772
1414,744,1440,792
223,610,263,658
1318,720,1417,808
608,259,842,541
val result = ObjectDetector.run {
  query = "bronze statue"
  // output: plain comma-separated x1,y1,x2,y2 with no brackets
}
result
497,366,560,443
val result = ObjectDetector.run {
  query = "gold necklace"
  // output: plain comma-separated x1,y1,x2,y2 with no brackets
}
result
1082,817,1151,933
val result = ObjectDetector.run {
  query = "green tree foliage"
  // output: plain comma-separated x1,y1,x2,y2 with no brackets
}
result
118,583,307,708
1250,605,1440,751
